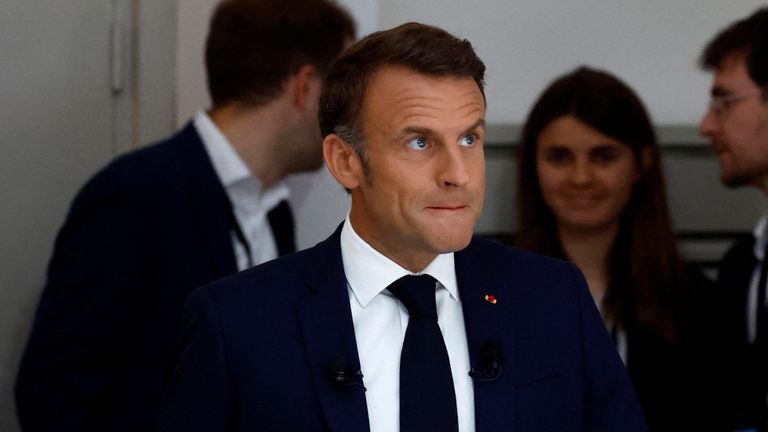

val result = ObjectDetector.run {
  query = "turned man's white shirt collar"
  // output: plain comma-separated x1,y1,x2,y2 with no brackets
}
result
194,110,252,187
194,110,289,197
193,110,289,269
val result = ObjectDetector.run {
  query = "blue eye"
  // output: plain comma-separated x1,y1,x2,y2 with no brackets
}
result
459,134,476,147
407,136,428,150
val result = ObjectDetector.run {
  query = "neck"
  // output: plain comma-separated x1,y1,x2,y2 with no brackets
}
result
209,102,291,188
348,211,436,273
558,223,619,304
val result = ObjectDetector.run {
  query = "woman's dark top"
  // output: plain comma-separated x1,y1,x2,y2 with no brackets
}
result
624,268,730,431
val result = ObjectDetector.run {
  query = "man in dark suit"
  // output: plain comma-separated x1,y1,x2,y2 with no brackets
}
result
159,22,646,431
15,1,355,431
699,7,768,430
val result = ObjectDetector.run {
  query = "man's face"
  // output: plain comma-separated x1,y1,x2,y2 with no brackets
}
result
348,66,486,272
700,54,768,190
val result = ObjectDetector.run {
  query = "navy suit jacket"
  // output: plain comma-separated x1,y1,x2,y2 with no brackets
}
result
717,236,768,428
159,224,646,431
16,124,295,431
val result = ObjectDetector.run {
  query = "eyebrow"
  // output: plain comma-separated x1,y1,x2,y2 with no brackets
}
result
540,142,623,150
463,119,487,135
396,118,487,141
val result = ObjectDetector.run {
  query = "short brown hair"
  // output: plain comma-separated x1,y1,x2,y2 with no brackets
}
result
319,22,485,156
700,7,768,89
205,0,355,108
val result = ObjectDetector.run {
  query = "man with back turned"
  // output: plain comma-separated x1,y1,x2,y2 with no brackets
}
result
15,1,355,430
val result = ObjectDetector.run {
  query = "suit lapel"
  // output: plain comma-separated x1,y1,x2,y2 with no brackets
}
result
297,225,370,432
456,240,516,432
175,123,238,278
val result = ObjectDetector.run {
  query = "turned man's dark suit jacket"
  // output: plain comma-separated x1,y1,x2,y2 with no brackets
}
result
717,236,768,429
159,224,647,431
15,123,295,431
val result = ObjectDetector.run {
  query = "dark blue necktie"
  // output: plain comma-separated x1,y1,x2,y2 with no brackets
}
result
266,200,296,256
388,274,459,432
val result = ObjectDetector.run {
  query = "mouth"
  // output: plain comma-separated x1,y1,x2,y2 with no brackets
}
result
425,204,470,212
561,195,601,207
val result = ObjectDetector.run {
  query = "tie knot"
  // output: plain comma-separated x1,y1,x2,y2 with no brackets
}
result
388,274,438,319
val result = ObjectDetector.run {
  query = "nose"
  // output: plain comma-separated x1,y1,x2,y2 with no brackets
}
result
438,146,471,187
569,158,593,186
699,109,719,138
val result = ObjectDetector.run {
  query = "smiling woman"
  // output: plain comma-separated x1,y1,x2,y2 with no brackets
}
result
515,66,729,430
536,115,641,238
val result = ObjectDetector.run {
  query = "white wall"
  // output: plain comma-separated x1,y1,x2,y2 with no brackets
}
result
378,0,767,126
1,2,178,430
179,1,768,127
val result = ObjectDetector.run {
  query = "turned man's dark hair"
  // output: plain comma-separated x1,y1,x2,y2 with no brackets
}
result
700,7,768,90
319,22,485,157
205,0,355,108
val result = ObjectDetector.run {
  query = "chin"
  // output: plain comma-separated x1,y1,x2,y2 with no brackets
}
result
558,215,617,234
431,231,474,254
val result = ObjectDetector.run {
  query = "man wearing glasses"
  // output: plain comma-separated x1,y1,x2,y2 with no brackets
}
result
699,7,768,431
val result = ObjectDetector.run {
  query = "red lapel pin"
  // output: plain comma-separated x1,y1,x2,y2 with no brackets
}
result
484,294,497,304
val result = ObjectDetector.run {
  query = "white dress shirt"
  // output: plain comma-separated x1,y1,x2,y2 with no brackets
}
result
340,216,475,432
747,213,768,343
194,111,290,270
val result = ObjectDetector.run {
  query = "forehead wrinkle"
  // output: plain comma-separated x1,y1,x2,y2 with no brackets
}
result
387,76,483,105
389,89,483,109
388,96,484,127
362,69,485,143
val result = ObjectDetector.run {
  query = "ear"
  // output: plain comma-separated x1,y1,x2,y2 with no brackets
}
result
324,134,364,190
290,64,320,112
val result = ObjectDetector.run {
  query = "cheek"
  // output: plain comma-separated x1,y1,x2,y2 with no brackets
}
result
536,166,564,201
470,157,486,194
602,166,638,206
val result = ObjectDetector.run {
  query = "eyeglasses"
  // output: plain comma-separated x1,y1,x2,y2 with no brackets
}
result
708,87,767,120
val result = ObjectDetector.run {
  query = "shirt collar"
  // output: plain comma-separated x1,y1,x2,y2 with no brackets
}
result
340,215,459,308
194,110,252,187
194,110,290,207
